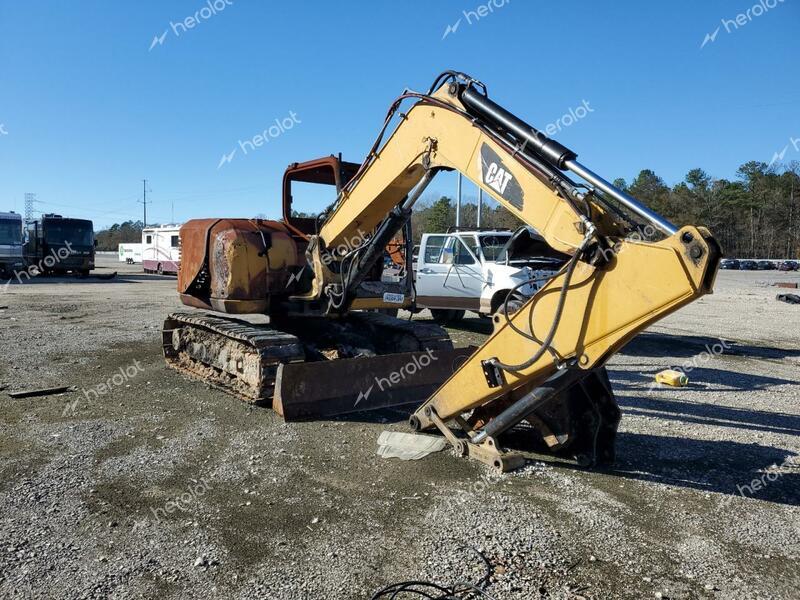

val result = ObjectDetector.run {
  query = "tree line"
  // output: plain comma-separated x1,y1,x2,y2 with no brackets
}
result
411,161,800,259
95,220,145,251
97,160,800,259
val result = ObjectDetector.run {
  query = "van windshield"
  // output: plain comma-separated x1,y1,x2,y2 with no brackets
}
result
479,234,512,262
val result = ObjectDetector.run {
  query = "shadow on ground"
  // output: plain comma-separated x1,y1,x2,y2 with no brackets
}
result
441,317,494,336
612,384,800,436
610,367,796,394
612,431,800,506
2,272,176,286
620,331,800,361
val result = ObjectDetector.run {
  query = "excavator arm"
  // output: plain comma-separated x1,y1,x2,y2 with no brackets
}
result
307,71,720,469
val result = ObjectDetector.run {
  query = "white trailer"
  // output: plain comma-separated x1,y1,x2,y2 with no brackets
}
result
118,243,143,264
142,225,181,275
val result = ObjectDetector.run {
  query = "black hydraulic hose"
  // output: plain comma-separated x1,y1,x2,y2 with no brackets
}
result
490,239,586,373
321,71,592,315
500,262,570,343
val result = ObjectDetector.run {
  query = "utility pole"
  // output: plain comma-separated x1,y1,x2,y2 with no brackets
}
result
477,188,483,228
455,174,462,227
139,179,150,227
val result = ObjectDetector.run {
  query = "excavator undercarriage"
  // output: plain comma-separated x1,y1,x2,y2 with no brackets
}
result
162,71,720,472
163,310,452,404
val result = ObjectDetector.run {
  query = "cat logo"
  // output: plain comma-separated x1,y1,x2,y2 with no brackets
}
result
477,143,524,209
484,162,513,194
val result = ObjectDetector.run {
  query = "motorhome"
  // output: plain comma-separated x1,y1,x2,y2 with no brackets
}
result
24,214,95,275
0,211,24,277
142,225,181,274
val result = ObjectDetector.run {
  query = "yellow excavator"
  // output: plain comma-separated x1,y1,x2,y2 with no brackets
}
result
163,71,720,471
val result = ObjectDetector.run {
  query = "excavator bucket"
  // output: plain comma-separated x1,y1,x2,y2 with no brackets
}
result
523,367,620,466
461,367,620,468
273,346,477,420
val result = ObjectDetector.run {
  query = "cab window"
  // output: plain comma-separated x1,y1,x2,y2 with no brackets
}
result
423,235,447,264
440,237,476,265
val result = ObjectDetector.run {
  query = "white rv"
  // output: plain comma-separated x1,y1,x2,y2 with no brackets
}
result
142,225,181,275
118,243,143,264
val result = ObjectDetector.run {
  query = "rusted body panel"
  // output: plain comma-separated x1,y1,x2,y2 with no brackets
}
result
178,219,301,314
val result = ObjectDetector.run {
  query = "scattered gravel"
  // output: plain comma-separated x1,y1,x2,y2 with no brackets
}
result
0,258,798,598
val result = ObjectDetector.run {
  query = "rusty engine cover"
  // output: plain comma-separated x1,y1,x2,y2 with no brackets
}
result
178,219,302,314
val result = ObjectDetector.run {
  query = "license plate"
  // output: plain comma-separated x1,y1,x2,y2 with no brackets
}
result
383,292,405,304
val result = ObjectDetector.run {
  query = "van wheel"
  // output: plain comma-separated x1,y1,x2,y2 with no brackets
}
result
505,299,524,317
492,292,526,317
431,309,465,324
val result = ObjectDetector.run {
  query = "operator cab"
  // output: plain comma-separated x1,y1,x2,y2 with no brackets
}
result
282,156,361,248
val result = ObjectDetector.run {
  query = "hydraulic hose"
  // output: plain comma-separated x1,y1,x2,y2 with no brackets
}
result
489,230,592,373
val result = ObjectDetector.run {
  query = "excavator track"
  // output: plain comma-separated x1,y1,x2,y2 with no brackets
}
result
162,310,453,405
162,311,306,404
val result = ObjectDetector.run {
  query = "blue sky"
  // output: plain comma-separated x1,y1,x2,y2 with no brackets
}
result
1,0,798,229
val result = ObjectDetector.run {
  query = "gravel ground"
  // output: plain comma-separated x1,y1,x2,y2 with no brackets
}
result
0,257,798,599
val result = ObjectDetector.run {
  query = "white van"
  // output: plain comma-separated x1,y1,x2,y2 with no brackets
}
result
414,227,567,322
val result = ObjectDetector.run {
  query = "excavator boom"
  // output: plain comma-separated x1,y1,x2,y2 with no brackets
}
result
303,71,719,468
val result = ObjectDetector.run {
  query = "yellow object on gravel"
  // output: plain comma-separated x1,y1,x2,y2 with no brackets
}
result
655,369,689,387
